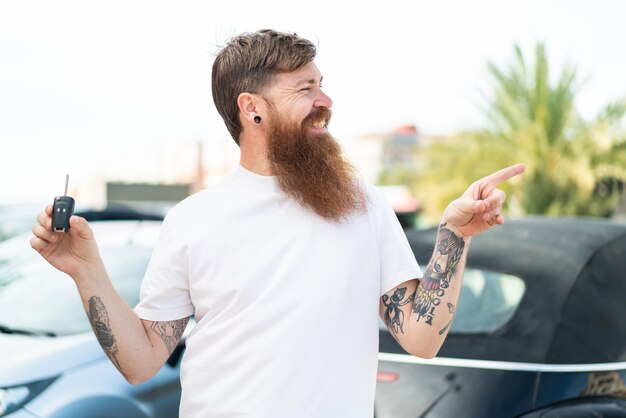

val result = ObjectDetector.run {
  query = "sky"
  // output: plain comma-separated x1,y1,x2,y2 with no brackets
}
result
1,0,625,206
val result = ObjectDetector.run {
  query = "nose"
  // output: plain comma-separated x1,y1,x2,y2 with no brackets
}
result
314,89,333,109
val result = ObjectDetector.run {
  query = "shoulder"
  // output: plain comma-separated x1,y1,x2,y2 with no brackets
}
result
163,178,235,229
359,181,392,214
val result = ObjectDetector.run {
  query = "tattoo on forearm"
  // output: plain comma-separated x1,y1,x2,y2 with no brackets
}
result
88,296,124,375
413,224,465,326
150,318,189,354
439,303,456,335
382,287,415,338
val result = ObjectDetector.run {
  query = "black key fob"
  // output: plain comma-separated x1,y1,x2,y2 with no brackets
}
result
51,174,75,233
52,196,75,232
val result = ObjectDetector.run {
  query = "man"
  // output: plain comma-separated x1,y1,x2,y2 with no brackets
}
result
31,29,525,417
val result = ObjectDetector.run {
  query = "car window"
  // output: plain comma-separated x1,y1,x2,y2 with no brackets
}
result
450,268,525,333
378,268,525,334
0,246,152,336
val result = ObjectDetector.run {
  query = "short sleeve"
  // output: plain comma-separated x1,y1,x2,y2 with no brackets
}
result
134,215,195,321
369,186,422,296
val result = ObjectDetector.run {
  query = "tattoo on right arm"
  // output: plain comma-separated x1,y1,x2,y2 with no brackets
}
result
150,318,190,354
88,296,125,377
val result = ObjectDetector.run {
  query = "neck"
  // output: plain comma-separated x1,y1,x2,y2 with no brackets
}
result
240,154,273,176
239,137,273,175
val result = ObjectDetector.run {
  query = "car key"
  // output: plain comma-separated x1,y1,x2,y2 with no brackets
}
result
52,174,75,232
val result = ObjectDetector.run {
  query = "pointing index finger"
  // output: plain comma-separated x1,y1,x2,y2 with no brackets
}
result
484,163,526,187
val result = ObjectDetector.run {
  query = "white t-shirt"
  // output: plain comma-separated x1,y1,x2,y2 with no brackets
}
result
135,166,421,418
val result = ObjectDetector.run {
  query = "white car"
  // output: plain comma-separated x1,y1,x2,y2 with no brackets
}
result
0,211,184,418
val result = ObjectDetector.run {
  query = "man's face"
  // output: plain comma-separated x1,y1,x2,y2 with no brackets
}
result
261,61,367,222
261,61,333,134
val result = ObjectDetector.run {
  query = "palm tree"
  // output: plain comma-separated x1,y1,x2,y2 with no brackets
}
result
406,43,626,222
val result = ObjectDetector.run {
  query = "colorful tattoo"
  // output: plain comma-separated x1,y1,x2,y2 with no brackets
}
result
413,224,465,326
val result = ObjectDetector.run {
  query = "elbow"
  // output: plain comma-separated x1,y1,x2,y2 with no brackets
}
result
125,377,142,385
406,346,439,360
402,339,443,359
125,375,147,385
123,369,158,385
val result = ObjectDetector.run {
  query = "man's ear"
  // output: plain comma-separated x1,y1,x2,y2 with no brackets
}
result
237,92,262,125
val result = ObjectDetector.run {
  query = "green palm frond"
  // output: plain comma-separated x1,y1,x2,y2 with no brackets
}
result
386,43,626,222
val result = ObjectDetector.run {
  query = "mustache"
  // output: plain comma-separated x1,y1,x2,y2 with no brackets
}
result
301,107,332,129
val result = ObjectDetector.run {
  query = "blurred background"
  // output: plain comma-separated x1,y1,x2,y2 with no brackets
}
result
1,0,625,238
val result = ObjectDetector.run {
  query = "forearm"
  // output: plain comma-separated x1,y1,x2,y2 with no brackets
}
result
411,223,469,333
73,262,169,384
383,163,525,357
31,211,184,383
382,223,470,358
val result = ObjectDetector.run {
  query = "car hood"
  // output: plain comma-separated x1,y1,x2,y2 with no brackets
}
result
0,333,104,386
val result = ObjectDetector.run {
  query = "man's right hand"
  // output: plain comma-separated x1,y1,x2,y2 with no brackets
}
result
30,205,103,281
30,205,180,384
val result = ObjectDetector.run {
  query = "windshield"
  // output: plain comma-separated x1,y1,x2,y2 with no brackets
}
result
0,246,152,336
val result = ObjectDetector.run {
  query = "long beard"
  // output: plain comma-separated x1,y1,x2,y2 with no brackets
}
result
267,107,368,221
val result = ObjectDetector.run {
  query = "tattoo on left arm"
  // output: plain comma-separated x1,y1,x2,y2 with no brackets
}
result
382,287,415,338
439,303,456,335
413,224,465,326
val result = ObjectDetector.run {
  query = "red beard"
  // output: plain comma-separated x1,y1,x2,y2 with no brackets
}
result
267,107,368,221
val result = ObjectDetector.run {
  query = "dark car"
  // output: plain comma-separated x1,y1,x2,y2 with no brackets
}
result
375,216,626,418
